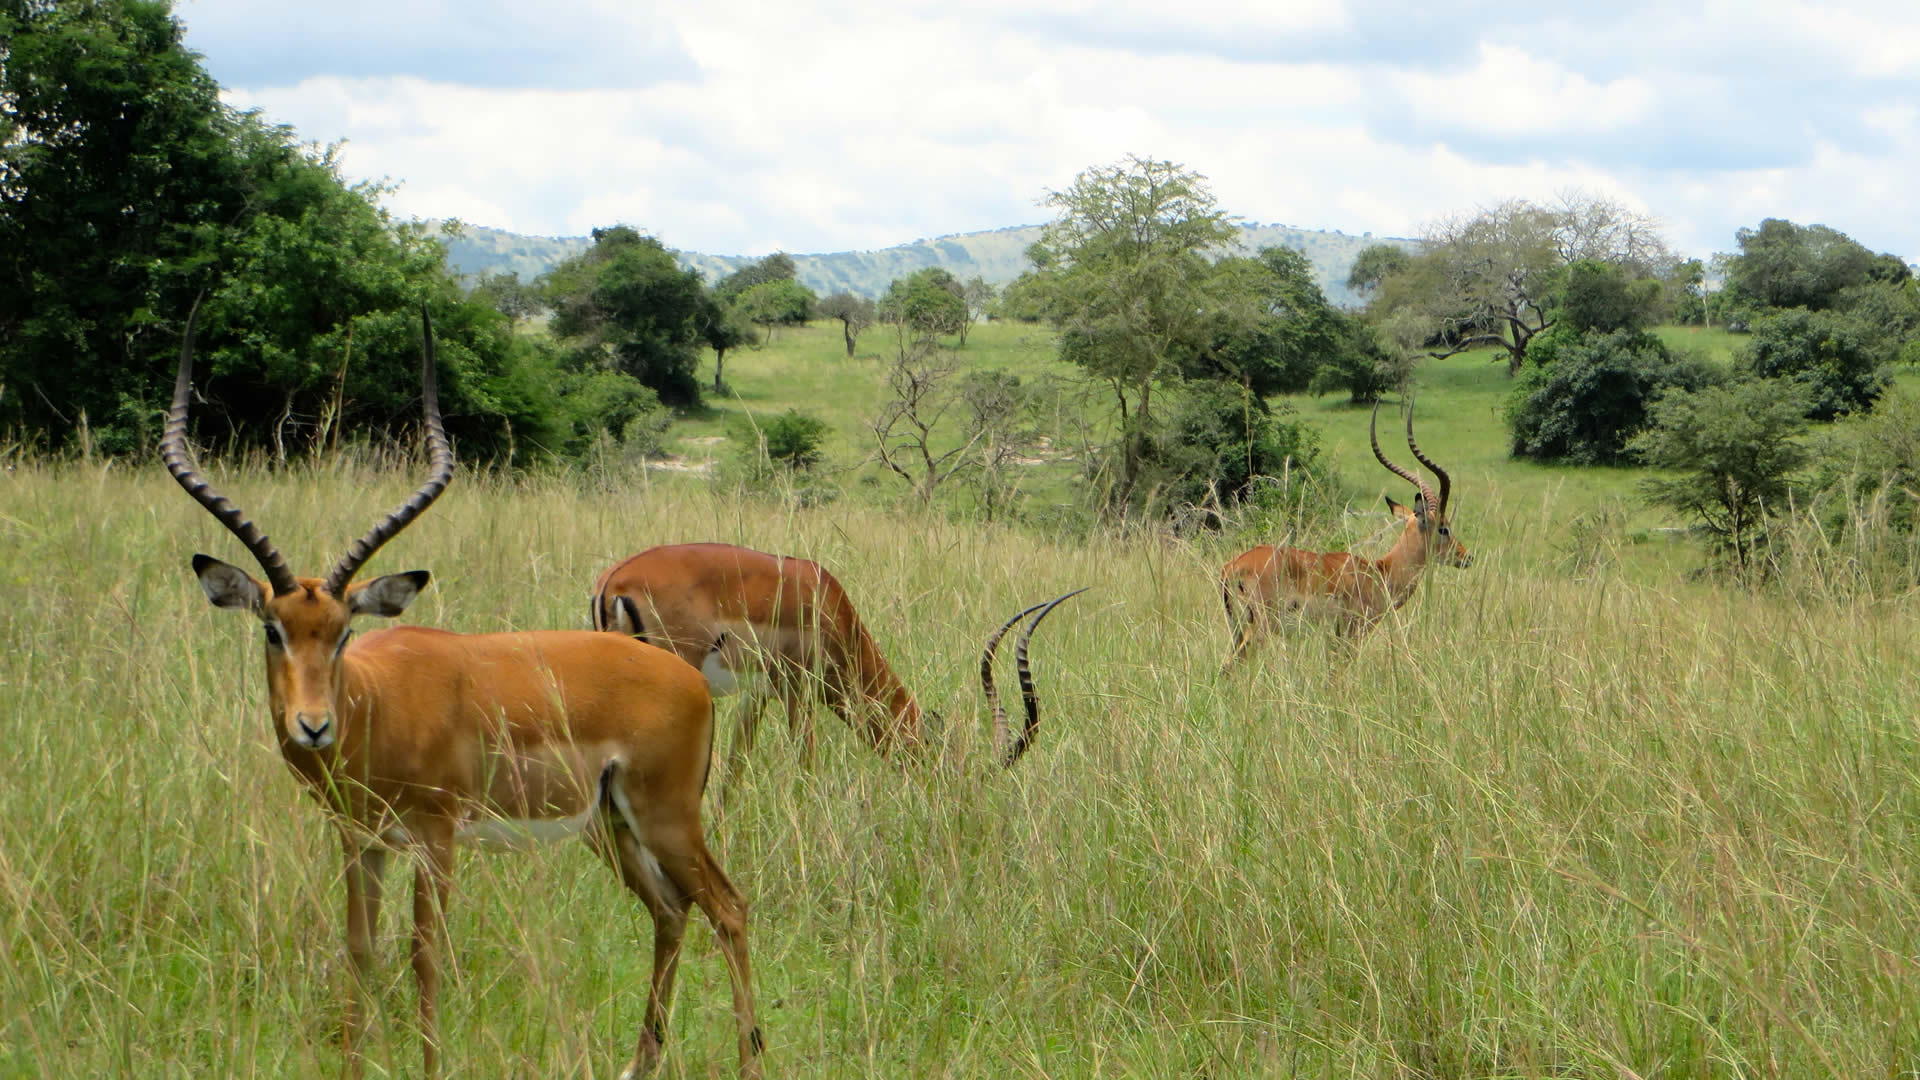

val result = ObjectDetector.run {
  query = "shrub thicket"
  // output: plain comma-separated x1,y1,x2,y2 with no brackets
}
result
1505,330,1723,464
1739,307,1891,421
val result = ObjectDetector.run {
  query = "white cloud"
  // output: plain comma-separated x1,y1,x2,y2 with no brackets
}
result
202,2,1920,265
1394,43,1656,138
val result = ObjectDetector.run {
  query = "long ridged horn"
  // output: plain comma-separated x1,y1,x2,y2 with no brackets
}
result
322,306,454,596
161,295,301,597
1370,402,1436,516
982,588,1086,768
1402,401,1451,517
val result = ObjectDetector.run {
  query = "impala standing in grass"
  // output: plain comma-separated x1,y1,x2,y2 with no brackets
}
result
1221,402,1470,671
166,306,761,1080
592,544,1081,771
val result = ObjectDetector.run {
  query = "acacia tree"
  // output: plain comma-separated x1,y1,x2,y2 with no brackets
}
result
1631,378,1810,571
700,297,755,393
712,252,798,304
959,275,995,345
1346,243,1411,304
816,291,876,357
736,278,814,345
471,270,541,327
1026,154,1239,506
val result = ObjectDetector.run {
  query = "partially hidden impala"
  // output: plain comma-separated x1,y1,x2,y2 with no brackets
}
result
165,305,761,1079
1220,402,1470,671
592,543,1082,771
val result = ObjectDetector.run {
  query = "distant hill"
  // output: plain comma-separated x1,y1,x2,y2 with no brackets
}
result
437,222,1414,308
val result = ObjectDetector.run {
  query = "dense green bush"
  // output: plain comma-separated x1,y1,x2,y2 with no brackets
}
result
1739,307,1890,420
1135,381,1323,523
1505,330,1724,464
754,408,830,470
1307,314,1399,404
1558,259,1660,335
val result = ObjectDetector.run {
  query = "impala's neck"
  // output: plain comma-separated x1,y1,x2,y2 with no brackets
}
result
1371,518,1434,607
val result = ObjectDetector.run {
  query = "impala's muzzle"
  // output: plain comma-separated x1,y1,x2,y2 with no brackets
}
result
293,710,335,749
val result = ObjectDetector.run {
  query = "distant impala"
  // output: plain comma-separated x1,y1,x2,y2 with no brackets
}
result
1221,402,1470,670
593,544,1080,771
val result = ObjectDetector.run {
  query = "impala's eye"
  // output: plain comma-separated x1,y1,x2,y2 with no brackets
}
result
263,624,285,649
1439,525,1450,537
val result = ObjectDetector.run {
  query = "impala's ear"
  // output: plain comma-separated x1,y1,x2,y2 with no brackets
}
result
1384,494,1413,521
193,554,264,613
348,571,431,618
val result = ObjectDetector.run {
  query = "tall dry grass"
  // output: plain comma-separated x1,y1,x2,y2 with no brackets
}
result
2,455,1917,1077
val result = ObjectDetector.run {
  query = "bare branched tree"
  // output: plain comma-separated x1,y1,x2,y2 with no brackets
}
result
959,369,1047,520
869,328,985,504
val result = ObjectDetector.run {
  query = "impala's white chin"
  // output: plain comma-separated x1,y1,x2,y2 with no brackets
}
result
290,729,334,750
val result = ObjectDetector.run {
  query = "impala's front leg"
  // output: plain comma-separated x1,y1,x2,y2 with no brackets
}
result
409,819,455,1079
341,837,388,1080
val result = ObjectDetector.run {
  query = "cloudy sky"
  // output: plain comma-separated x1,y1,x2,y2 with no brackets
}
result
180,0,1919,263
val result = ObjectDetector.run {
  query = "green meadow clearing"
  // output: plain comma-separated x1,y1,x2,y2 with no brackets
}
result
3,321,1918,1077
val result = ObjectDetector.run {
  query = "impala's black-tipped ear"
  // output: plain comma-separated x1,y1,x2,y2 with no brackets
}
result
192,553,265,613
347,570,431,617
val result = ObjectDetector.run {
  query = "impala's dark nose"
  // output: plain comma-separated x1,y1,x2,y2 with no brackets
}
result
295,711,334,748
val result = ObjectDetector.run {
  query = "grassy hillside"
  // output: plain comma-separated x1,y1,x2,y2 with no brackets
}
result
3,441,1917,1077
438,222,1409,306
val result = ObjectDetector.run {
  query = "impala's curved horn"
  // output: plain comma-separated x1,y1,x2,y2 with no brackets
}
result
323,306,454,596
161,295,301,597
1402,401,1451,517
1370,402,1436,516
982,588,1087,768
983,599,1048,761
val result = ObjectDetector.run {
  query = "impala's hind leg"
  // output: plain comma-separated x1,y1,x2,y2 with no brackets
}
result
639,820,763,1078
592,778,691,1078
599,764,762,1079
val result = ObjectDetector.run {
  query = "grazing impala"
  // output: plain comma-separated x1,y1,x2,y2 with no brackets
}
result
592,545,1080,770
165,306,760,1079
1220,402,1470,671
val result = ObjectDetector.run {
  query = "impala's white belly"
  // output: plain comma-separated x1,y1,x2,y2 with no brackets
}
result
456,801,599,849
702,645,770,698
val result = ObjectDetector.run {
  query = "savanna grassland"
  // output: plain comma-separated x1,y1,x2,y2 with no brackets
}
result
3,321,1918,1078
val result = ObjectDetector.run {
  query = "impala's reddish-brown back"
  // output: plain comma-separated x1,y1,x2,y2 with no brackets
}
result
1221,401,1470,671
165,304,762,1080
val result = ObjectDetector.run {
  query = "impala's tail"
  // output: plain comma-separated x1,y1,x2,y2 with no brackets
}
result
592,588,649,645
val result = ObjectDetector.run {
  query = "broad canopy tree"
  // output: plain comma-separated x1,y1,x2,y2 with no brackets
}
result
0,0,546,457
879,268,967,339
1371,193,1679,375
542,225,712,408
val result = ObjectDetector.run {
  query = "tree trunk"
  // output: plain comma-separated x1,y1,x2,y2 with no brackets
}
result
714,347,727,393
843,320,856,358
